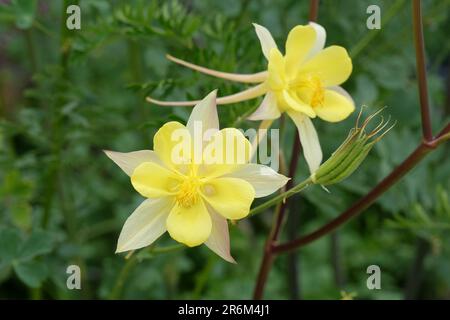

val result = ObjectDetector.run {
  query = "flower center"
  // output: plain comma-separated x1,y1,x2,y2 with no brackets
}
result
290,76,325,108
175,177,200,208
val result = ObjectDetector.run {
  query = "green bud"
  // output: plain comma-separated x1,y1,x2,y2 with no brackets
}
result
311,109,394,186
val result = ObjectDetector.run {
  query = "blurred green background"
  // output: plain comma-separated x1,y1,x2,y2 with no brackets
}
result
0,0,449,299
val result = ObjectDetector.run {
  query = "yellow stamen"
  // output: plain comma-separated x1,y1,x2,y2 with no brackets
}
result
176,177,200,208
290,76,324,108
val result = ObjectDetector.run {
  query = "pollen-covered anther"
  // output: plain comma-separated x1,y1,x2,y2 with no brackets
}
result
176,177,200,208
290,76,325,108
310,86,325,108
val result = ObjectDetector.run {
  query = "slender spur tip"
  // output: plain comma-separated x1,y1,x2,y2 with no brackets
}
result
164,53,268,83
145,96,199,107
145,83,267,107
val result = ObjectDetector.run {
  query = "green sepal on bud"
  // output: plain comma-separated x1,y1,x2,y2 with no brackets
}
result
311,108,394,186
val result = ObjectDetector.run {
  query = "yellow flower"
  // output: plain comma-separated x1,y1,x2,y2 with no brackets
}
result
147,22,355,174
105,91,288,262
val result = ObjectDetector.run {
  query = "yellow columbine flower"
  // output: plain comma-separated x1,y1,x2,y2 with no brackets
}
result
105,91,289,263
147,22,355,174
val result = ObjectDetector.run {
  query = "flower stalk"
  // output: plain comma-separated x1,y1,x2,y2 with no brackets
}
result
253,0,321,300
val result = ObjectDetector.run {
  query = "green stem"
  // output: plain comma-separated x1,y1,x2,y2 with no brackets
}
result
80,218,120,240
33,20,57,39
109,255,138,299
24,29,38,73
109,244,185,299
151,243,185,254
249,177,312,217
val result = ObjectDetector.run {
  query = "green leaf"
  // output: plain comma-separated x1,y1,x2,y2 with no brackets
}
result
19,230,56,261
13,260,48,288
0,227,23,263
11,201,32,231
12,0,37,29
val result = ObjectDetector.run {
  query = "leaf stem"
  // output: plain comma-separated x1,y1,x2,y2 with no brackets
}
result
24,29,38,73
249,177,312,217
109,254,138,299
108,244,185,299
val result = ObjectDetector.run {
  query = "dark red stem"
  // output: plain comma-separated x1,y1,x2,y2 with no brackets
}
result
253,0,319,300
412,0,433,141
273,138,441,254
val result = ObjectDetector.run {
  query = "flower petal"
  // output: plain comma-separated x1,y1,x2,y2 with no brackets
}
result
288,111,322,173
285,25,317,79
249,119,274,160
247,92,281,121
267,48,285,90
299,45,352,86
166,54,268,83
146,96,199,107
201,128,252,178
204,207,236,263
253,23,278,60
166,199,212,247
104,150,162,177
187,89,219,138
282,90,316,118
153,121,191,170
306,22,326,60
116,197,173,253
225,164,289,198
202,177,255,220
315,88,355,122
328,85,355,106
131,162,179,198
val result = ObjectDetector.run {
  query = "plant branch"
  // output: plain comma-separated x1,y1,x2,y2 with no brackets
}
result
413,0,433,141
308,0,319,22
273,130,449,254
252,0,319,300
272,136,301,239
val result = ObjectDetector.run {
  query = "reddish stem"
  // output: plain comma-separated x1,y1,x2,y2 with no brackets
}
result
253,0,320,300
272,136,301,240
412,0,433,141
273,139,437,254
